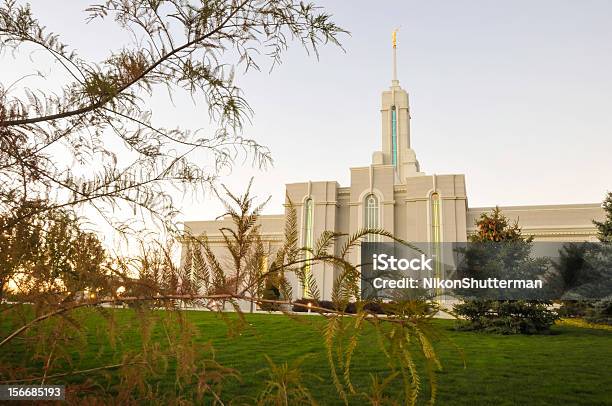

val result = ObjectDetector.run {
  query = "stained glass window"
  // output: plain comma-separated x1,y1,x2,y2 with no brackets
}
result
391,106,397,166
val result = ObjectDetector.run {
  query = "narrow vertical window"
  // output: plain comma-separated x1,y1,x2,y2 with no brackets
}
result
431,193,441,244
431,193,442,296
304,198,314,249
391,106,398,166
303,198,314,297
365,194,380,242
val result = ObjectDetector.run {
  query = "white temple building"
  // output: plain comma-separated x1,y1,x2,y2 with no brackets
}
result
183,35,605,301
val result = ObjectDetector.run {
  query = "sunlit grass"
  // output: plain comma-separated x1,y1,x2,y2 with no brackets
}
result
2,309,611,405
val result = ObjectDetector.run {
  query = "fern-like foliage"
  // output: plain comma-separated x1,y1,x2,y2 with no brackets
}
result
182,182,448,405
255,355,322,406
0,179,451,404
0,0,347,243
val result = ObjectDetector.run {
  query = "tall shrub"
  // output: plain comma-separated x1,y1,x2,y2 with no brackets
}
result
454,207,558,334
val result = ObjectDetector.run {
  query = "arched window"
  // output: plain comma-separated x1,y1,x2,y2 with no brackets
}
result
365,194,380,242
391,106,398,166
303,198,314,297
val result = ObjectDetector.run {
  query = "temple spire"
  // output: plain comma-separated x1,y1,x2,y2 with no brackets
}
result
392,29,399,86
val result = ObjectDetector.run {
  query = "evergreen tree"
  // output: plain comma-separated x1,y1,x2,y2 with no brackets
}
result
470,206,530,243
593,192,612,242
454,207,558,334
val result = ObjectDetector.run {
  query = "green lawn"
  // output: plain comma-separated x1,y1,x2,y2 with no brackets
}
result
2,309,611,405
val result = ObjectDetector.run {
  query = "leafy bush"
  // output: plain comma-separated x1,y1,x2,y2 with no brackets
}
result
557,300,594,318
291,299,350,313
291,299,391,314
454,300,559,334
585,300,612,325
259,284,281,311
557,300,612,325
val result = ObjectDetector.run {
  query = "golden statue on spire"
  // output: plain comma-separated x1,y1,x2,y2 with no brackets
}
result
391,28,399,82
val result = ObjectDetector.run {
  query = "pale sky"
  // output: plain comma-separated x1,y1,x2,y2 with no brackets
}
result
4,1,612,228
